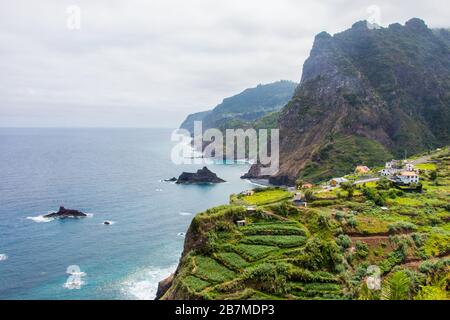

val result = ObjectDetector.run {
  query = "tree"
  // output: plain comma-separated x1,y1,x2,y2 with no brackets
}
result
340,182,355,199
429,170,438,184
381,271,412,300
304,189,316,201
295,179,304,190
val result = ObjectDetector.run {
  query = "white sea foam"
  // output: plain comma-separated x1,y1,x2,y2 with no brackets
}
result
177,232,186,237
179,212,192,216
102,220,116,225
0,253,8,261
63,267,87,289
120,265,176,300
155,188,163,192
245,179,268,188
63,278,86,290
26,214,54,223
27,211,94,223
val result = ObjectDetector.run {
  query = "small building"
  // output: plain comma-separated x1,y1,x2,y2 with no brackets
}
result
405,163,415,172
293,193,307,207
329,177,349,187
246,206,256,214
385,160,401,170
303,183,313,189
355,166,370,174
396,171,420,184
236,219,246,227
241,190,255,196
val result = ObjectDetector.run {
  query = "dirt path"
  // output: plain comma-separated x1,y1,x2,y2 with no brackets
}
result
261,210,290,221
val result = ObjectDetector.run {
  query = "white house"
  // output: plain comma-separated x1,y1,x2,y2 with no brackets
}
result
396,171,420,184
405,163,415,172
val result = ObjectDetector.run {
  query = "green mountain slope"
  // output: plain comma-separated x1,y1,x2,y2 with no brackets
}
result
158,147,450,300
269,18,450,185
180,80,297,134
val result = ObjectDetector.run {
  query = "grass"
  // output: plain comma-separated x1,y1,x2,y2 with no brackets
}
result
193,256,236,283
387,197,423,206
241,222,308,236
183,276,210,292
215,251,249,270
423,229,450,257
234,244,278,261
242,189,291,205
241,235,307,248
415,163,437,171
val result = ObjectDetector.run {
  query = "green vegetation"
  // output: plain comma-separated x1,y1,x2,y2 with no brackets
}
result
162,148,450,300
298,134,393,183
237,188,292,205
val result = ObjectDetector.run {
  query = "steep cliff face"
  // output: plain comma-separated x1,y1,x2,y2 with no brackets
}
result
270,18,450,185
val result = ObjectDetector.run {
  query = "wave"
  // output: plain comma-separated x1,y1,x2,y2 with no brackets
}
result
179,212,192,216
26,214,54,223
0,253,8,261
244,179,269,188
63,278,86,290
120,265,176,300
155,188,163,192
27,212,94,223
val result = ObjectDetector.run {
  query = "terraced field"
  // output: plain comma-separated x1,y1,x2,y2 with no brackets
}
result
161,148,450,300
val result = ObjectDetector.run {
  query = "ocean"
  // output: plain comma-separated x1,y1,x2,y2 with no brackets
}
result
0,128,253,299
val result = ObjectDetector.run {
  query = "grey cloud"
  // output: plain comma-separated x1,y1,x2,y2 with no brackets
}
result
0,0,449,127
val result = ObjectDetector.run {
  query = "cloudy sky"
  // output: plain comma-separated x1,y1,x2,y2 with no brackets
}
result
0,0,449,127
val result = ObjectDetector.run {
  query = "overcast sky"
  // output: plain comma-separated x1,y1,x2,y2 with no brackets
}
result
0,0,449,128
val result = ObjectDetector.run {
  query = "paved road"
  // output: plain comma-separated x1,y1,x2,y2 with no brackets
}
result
354,177,380,184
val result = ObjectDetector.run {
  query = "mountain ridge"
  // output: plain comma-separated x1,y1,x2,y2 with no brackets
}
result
270,18,450,185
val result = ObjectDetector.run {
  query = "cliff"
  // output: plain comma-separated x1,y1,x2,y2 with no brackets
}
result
270,18,450,185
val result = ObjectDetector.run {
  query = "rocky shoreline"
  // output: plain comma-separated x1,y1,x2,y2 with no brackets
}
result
173,167,226,184
44,206,87,218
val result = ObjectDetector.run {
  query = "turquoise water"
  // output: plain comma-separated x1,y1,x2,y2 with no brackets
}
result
0,128,252,299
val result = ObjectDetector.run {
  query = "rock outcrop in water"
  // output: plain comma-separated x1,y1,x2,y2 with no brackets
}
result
176,167,225,184
44,206,87,218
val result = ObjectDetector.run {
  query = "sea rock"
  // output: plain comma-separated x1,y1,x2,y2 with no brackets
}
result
241,163,271,179
176,167,225,184
164,177,177,182
103,221,111,225
155,273,174,300
44,206,87,218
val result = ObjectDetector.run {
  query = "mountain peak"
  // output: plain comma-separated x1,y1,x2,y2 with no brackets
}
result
405,18,428,30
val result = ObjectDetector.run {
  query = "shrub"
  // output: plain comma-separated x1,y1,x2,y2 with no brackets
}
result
355,241,369,259
347,216,358,228
336,234,351,249
388,222,418,234
243,262,292,294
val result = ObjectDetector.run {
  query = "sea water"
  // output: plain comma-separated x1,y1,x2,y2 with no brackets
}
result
0,128,253,299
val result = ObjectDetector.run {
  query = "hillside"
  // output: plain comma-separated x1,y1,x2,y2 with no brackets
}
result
158,147,450,300
180,80,297,134
270,18,450,185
